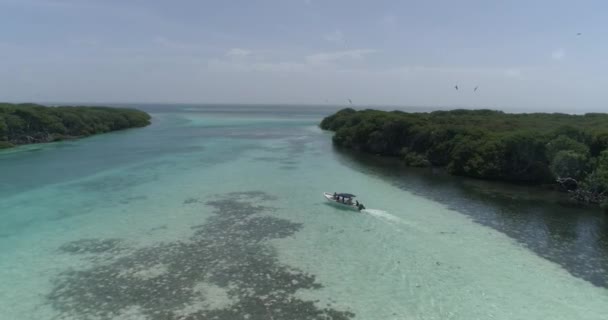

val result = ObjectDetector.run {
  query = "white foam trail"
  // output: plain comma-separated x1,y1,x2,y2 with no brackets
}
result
363,209,430,234
362,209,405,224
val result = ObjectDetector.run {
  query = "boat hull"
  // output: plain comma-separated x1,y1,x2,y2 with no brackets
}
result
323,192,360,211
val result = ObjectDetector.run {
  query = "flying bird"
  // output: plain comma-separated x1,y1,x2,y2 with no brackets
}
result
454,85,459,91
474,86,478,92
577,32,582,36
348,98,353,106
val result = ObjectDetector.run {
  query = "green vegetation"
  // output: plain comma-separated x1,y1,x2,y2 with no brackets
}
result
0,103,150,148
321,108,608,207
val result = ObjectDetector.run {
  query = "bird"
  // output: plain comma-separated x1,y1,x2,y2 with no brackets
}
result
474,86,478,92
348,98,353,106
454,85,459,91
577,32,582,36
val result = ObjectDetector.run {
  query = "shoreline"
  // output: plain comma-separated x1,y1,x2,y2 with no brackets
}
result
320,108,608,211
0,103,151,150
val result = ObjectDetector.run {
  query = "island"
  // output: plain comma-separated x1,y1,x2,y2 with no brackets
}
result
0,103,151,149
321,108,608,208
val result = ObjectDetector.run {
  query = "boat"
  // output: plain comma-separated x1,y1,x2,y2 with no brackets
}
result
323,192,365,211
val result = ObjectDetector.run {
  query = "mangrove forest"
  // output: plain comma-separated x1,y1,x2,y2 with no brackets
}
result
321,108,608,207
0,103,151,149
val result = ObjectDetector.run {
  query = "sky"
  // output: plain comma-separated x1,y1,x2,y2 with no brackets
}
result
1,0,607,112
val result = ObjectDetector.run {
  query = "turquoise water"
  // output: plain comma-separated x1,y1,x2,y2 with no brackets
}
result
1,105,608,319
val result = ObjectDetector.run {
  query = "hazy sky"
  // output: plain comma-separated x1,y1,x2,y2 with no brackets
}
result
1,0,607,111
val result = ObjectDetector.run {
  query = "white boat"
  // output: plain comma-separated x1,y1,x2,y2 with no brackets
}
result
323,192,365,211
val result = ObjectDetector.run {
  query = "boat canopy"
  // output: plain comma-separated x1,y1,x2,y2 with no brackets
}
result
336,193,356,198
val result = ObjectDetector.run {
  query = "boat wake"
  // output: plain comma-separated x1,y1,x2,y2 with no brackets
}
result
362,209,429,234
362,209,406,224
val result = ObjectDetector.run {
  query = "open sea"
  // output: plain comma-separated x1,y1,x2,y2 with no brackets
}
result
1,104,607,319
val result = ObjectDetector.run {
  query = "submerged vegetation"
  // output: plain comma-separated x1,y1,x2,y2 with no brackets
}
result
321,108,608,207
0,103,151,148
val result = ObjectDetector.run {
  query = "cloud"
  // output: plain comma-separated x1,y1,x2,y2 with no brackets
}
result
207,59,308,73
226,48,252,58
305,49,377,65
504,68,522,77
153,36,173,47
70,38,100,47
380,14,396,26
323,30,344,44
2,0,84,8
384,65,524,79
208,48,377,73
0,41,22,51
551,48,565,61
153,36,210,52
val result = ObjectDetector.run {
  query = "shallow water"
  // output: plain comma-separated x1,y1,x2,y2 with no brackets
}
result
1,104,607,319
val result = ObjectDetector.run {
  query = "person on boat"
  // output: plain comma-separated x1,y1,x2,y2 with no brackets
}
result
333,192,337,199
